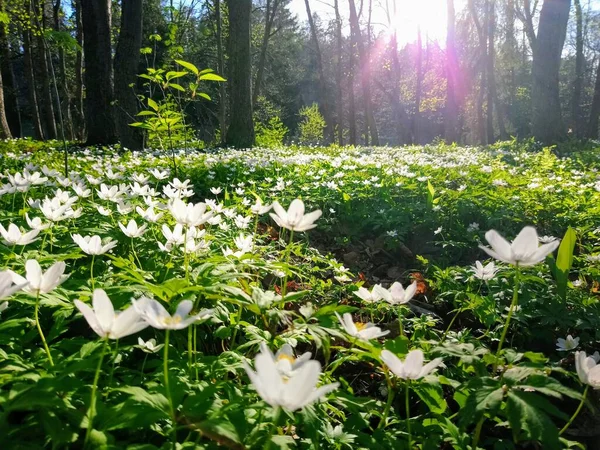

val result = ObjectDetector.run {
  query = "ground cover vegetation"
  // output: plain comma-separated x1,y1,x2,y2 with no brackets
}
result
1,139,600,449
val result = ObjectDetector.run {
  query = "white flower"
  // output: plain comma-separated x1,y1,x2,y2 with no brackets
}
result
161,224,186,246
263,343,313,378
149,168,169,180
136,206,163,223
136,337,164,353
74,289,149,339
132,297,213,330
375,281,418,306
353,286,383,304
119,219,147,238
0,223,40,246
234,215,252,229
8,260,67,294
25,214,50,231
472,261,498,281
380,349,443,380
250,199,272,215
434,227,443,235
538,235,557,244
299,302,315,318
556,335,579,351
96,205,112,216
0,271,28,298
210,187,222,195
575,351,600,388
270,199,322,232
335,312,389,340
243,344,339,411
479,226,560,267
223,234,253,258
386,230,398,238
72,234,118,255
97,183,122,202
467,222,480,232
169,199,213,227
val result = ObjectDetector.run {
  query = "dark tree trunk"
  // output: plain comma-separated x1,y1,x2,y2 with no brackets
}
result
531,0,571,143
81,0,117,145
214,0,226,142
305,0,333,143
587,60,600,139
114,0,143,150
23,29,44,140
348,0,379,145
486,0,496,144
53,0,73,140
334,0,344,145
445,0,460,143
253,0,279,105
225,0,254,148
74,0,85,139
0,70,12,138
572,0,583,137
0,0,20,136
468,0,487,144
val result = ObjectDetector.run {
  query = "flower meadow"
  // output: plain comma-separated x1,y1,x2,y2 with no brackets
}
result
1,140,600,449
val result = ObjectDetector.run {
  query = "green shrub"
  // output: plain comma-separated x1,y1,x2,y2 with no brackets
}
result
298,103,326,145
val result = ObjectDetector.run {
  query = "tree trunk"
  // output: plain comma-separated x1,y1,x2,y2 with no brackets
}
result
334,0,344,145
587,60,600,139
81,0,118,145
23,28,44,140
215,0,227,142
348,0,379,145
572,0,583,137
486,0,496,144
413,26,423,144
253,0,279,105
53,0,73,140
74,0,85,139
114,0,143,150
445,0,460,143
531,0,571,143
0,70,12,138
305,0,333,143
0,0,20,136
225,0,254,148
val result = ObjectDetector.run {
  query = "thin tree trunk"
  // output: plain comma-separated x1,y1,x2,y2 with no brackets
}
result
531,0,571,143
348,0,379,145
0,70,12,138
587,59,600,139
253,0,279,105
0,0,20,136
215,0,226,142
486,0,499,143
469,0,487,144
114,0,143,150
334,0,344,145
445,0,460,143
53,0,73,140
74,0,85,139
225,0,254,148
413,26,423,144
572,0,584,137
23,28,44,140
81,0,118,145
305,0,333,143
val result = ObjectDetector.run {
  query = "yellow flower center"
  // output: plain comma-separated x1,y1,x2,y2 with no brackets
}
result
355,322,367,331
277,354,295,364
163,316,182,326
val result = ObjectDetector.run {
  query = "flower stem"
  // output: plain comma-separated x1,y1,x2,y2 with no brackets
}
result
279,230,294,306
496,265,520,358
84,338,108,448
263,407,282,450
34,292,54,366
560,385,589,435
164,329,177,449
378,370,395,429
187,325,193,376
90,255,96,291
405,382,412,448
441,307,463,343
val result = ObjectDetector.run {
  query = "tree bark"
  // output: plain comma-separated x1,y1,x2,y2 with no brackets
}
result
334,0,344,145
23,28,44,140
74,0,85,139
0,0,20,136
572,0,583,137
445,0,460,143
53,0,73,140
305,0,333,143
0,70,12,138
587,59,600,139
114,0,143,150
413,26,423,144
253,0,279,105
214,0,226,142
81,0,118,145
225,0,254,148
348,0,379,145
531,0,571,143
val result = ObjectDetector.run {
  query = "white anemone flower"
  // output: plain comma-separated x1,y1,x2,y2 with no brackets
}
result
74,289,149,339
353,286,384,304
136,206,163,223
136,337,164,353
472,261,498,280
381,349,443,380
8,260,67,294
243,344,339,411
335,312,389,340
72,234,118,255
575,351,600,388
375,281,418,306
556,335,580,351
269,199,322,232
169,198,214,227
251,199,272,215
0,223,40,246
132,297,213,330
0,271,28,298
262,343,313,378
119,219,147,238
479,226,560,267
25,214,50,231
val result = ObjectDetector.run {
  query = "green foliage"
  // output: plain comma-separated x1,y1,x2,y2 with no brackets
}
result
254,96,288,148
298,103,326,145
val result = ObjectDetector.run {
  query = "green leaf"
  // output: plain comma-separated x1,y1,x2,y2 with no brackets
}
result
199,73,226,82
555,227,576,299
505,390,561,449
147,98,159,111
412,381,447,414
174,59,199,75
166,70,188,81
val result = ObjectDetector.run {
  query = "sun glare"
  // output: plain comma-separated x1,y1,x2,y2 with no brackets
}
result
379,0,448,46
